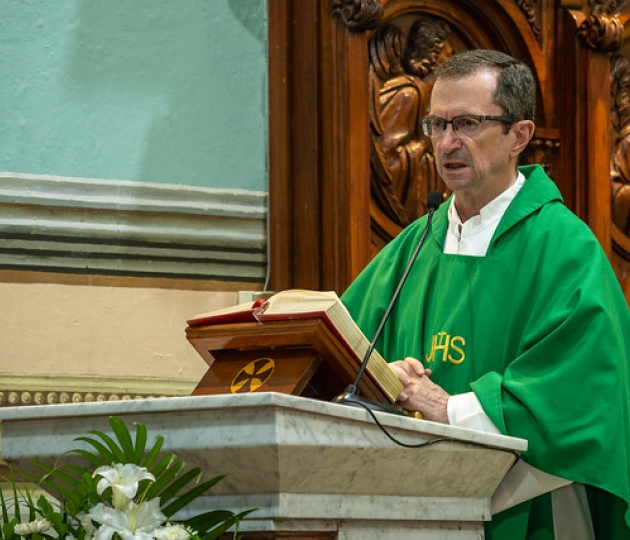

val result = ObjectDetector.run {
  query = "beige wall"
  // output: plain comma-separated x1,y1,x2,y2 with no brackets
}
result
0,271,260,402
0,1,269,405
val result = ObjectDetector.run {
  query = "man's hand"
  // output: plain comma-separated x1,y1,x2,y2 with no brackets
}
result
389,358,450,423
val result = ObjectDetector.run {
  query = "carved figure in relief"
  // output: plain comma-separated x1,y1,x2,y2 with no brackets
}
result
369,16,451,227
610,54,630,236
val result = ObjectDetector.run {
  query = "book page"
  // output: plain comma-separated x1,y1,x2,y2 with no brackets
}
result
255,289,340,318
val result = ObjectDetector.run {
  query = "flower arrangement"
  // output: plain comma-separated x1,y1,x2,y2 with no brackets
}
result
0,416,254,540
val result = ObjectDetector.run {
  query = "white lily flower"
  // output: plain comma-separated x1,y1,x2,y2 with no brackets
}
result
14,518,52,535
79,511,97,540
88,498,167,540
93,463,155,509
154,524,194,540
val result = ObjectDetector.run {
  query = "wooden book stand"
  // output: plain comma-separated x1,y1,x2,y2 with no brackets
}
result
185,318,392,403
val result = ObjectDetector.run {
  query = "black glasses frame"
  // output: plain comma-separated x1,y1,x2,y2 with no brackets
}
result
422,114,515,138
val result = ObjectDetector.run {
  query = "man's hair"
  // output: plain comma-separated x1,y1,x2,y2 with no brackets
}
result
433,49,536,122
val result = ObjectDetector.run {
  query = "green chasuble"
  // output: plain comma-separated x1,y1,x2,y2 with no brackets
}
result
341,165,630,539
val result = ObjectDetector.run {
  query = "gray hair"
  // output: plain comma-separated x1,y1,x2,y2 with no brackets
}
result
433,49,536,122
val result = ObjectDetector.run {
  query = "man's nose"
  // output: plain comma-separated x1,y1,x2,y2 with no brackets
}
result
437,124,462,149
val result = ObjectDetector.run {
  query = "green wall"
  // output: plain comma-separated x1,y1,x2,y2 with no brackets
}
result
0,0,268,191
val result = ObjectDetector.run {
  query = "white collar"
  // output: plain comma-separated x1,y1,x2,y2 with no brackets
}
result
445,172,525,256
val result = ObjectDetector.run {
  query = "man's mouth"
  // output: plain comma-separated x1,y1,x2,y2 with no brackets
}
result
444,162,466,169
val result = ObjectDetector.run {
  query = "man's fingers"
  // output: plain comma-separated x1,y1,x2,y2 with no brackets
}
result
403,357,427,376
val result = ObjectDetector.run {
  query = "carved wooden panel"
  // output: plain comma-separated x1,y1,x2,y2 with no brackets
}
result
268,0,630,302
367,14,451,254
610,12,630,296
363,1,556,254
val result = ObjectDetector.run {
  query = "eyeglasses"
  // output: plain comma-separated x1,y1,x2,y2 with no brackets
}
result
422,114,515,138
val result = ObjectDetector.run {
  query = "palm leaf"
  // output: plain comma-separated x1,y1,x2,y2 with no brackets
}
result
0,486,11,527
144,460,186,500
161,475,226,517
10,483,21,523
13,416,254,539
107,417,135,461
72,437,115,465
84,430,126,463
21,487,37,522
158,467,203,504
186,509,235,533
141,434,164,469
70,449,106,469
192,508,256,539
23,471,74,501
1,521,16,540
146,452,175,480
34,463,82,490
132,422,148,463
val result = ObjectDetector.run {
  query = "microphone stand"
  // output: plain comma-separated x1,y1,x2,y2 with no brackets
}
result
332,191,442,415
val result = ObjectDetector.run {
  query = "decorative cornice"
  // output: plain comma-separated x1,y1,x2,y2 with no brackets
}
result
332,0,383,32
0,173,267,282
578,14,624,51
0,373,196,407
1,390,156,407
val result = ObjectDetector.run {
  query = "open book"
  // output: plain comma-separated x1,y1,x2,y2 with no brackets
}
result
187,289,403,403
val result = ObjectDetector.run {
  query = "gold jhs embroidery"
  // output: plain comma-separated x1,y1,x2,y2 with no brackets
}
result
425,331,466,364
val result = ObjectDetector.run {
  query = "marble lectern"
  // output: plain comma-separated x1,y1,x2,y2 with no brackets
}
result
0,392,526,539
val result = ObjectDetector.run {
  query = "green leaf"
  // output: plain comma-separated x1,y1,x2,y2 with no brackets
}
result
37,465,82,491
1,521,16,540
158,467,203,503
144,460,186,500
186,509,235,533
11,415,255,540
146,453,177,482
132,422,148,463
21,487,37,522
27,467,79,500
0,484,11,526
108,417,135,461
193,509,255,539
142,437,166,470
85,430,125,463
10,483,21,522
68,449,105,469
72,437,115,465
161,475,226,517
149,453,179,478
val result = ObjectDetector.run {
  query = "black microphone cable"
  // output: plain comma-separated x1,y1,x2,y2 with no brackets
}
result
332,190,520,455
333,190,442,418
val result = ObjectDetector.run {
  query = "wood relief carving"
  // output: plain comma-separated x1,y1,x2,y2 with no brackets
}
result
369,15,451,245
332,0,384,31
515,0,542,42
611,54,630,238
268,0,630,296
521,135,560,175
578,14,624,51
588,0,630,15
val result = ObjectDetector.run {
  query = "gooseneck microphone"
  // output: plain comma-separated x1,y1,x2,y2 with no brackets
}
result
333,190,443,415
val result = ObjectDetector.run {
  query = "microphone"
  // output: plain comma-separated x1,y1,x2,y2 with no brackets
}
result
333,190,442,415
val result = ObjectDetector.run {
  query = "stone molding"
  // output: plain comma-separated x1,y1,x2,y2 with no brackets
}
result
0,373,197,408
0,172,268,282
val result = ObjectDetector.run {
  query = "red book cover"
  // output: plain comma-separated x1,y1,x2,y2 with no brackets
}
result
186,298,266,326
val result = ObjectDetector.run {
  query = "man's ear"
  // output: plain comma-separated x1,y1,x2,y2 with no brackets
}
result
510,120,536,157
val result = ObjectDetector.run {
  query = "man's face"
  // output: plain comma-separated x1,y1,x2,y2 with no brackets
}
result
428,69,518,202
